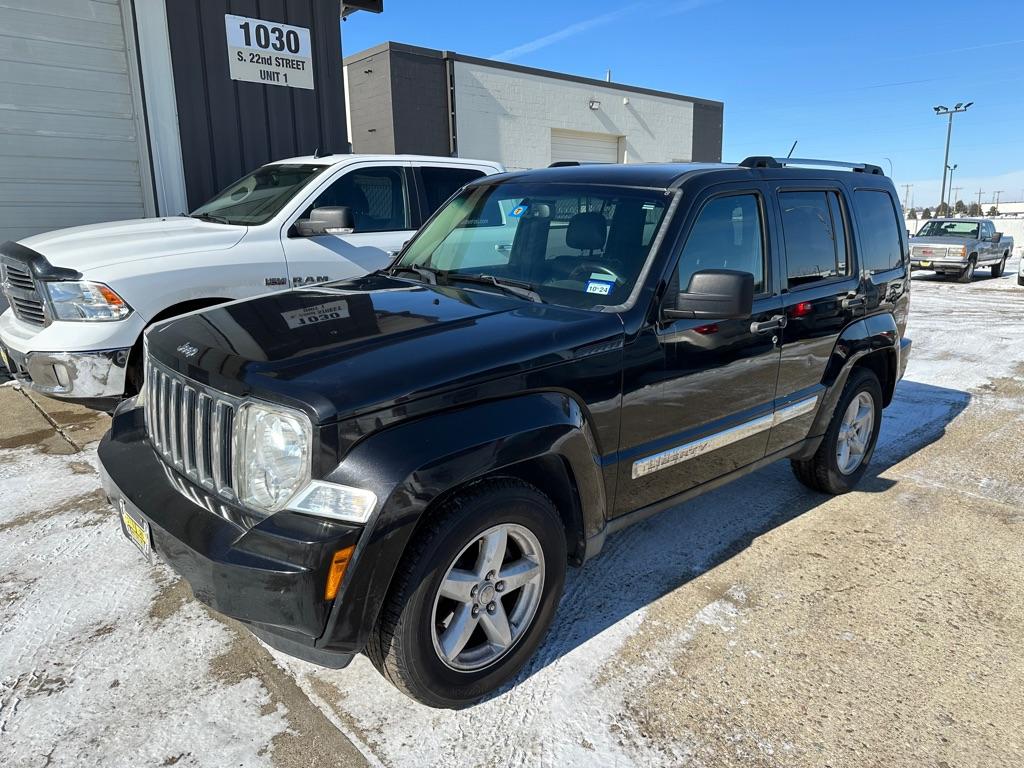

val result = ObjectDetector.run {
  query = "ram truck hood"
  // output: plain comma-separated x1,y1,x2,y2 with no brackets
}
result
18,217,247,273
146,273,625,423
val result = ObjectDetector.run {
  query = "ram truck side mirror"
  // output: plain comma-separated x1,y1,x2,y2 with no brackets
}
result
295,206,355,237
663,269,755,321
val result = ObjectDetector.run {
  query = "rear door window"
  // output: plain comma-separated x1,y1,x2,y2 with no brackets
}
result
420,167,487,218
854,190,904,273
780,191,849,288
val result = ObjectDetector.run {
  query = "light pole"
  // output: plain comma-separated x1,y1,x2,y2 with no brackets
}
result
945,163,958,211
934,103,972,212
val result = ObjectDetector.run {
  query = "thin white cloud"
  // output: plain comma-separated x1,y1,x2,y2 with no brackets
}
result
491,5,640,61
490,0,719,62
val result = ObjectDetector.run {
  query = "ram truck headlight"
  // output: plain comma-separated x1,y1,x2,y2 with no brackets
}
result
45,281,132,321
236,402,313,513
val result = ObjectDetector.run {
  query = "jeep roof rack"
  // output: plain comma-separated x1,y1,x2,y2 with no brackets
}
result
547,160,610,168
738,156,885,176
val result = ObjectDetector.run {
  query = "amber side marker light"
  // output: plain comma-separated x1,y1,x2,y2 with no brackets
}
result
325,546,355,601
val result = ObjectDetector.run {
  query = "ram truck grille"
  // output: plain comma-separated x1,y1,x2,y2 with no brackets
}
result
1,259,48,327
145,357,237,499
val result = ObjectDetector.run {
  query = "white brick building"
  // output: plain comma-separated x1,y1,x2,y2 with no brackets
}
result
344,43,723,170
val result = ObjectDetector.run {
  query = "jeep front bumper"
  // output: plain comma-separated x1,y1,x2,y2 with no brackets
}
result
98,403,363,667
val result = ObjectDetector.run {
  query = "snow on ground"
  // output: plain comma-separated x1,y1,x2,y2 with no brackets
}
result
273,258,1024,768
1,257,1022,768
0,447,289,768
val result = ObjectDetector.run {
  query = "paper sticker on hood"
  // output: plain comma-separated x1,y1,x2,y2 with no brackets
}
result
282,299,350,329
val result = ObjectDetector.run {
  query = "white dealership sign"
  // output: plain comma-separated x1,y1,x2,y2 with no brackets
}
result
225,14,314,90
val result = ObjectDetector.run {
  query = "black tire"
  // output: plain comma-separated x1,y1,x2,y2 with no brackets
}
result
366,478,567,709
991,257,1006,278
956,257,976,283
1018,274,1024,287
791,368,883,495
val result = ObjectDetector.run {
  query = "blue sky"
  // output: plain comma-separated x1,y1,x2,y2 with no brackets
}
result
341,0,1024,208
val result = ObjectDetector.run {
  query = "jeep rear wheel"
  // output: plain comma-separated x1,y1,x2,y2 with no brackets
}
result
366,479,566,708
791,367,883,495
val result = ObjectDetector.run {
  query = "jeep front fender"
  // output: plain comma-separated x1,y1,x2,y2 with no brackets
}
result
315,392,608,654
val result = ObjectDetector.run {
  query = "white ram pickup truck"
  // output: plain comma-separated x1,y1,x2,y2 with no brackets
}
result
0,154,503,409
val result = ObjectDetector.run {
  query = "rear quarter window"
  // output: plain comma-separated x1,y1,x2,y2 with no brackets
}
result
855,190,904,274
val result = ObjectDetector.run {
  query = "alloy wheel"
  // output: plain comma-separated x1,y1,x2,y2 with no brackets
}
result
430,523,545,672
836,392,875,475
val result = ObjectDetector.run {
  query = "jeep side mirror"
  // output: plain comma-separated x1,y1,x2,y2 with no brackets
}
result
295,206,355,237
663,269,754,321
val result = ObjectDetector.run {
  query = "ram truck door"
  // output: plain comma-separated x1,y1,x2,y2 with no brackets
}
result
615,186,783,516
282,163,417,287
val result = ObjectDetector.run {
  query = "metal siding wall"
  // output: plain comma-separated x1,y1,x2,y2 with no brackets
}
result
691,102,724,162
165,0,348,209
0,0,151,241
389,48,450,157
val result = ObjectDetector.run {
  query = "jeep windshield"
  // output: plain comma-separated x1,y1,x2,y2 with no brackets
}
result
916,220,980,238
394,182,671,310
190,163,328,226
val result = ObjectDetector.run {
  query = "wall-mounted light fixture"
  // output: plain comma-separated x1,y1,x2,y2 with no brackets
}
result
588,99,601,110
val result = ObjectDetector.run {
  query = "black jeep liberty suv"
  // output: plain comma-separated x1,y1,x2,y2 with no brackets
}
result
99,157,911,708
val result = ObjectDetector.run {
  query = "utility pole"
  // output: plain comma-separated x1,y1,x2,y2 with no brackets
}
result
976,188,984,209
951,186,963,209
993,190,1004,207
901,184,913,213
933,102,973,211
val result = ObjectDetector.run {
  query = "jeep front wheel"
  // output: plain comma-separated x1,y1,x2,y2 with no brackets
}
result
791,367,882,495
367,479,566,708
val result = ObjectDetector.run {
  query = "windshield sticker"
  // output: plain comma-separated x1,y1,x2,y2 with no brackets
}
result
586,280,613,296
509,204,528,219
282,299,350,329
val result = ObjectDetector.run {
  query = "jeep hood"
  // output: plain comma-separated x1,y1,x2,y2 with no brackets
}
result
147,273,624,422
19,217,247,273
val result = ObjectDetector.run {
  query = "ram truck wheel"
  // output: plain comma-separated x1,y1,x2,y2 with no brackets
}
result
791,368,883,495
367,479,567,708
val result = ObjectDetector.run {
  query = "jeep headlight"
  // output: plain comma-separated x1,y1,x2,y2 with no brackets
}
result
236,402,312,513
45,281,132,321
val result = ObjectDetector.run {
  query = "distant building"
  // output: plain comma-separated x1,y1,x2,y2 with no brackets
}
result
343,42,724,170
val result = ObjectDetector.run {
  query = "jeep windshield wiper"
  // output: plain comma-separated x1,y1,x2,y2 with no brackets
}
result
191,212,234,225
443,273,544,303
388,265,440,285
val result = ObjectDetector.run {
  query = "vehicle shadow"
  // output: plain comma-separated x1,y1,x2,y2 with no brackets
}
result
503,379,971,693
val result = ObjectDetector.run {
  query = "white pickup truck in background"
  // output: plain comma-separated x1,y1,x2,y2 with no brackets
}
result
0,154,503,409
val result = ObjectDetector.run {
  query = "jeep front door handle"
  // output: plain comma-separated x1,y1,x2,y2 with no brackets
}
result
750,315,787,334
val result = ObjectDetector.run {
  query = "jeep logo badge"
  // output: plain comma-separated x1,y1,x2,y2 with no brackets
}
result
176,342,199,358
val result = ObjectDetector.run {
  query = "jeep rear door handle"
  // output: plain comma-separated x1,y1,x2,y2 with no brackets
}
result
750,315,787,334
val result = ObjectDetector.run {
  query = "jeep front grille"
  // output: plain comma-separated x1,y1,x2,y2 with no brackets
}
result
1,259,48,327
145,357,236,499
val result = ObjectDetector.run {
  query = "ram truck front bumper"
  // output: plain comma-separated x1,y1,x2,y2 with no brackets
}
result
0,309,143,406
97,402,364,668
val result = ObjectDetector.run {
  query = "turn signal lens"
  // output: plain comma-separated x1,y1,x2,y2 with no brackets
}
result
325,545,355,601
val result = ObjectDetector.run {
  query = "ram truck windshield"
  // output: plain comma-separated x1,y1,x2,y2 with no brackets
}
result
190,163,327,226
